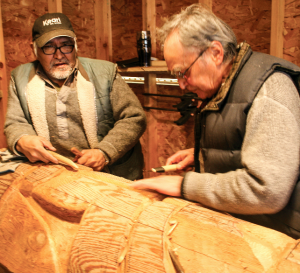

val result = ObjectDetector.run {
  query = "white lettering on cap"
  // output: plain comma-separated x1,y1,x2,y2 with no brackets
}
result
43,17,62,26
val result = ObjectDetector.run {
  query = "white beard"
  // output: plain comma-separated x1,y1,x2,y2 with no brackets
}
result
49,65,73,80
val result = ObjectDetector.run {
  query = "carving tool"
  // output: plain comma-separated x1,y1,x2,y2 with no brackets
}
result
152,164,178,173
47,150,79,170
169,248,185,273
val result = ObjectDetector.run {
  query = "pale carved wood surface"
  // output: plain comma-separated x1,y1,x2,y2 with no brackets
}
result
0,162,300,273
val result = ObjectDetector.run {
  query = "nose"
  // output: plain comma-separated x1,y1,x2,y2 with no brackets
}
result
53,48,65,59
178,78,188,90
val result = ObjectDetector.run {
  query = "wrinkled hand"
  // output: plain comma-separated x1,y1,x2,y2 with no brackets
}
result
16,135,58,164
131,175,183,196
74,149,106,171
166,148,194,171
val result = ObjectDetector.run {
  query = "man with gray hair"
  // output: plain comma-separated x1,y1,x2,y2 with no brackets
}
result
5,13,146,180
132,4,300,238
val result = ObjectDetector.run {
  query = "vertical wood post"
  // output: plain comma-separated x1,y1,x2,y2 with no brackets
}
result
48,0,62,13
199,0,212,11
144,74,158,177
270,0,285,58
142,0,156,57
142,0,158,177
0,0,8,148
94,0,112,61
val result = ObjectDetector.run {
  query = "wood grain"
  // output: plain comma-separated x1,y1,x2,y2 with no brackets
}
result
1,163,300,272
270,0,284,58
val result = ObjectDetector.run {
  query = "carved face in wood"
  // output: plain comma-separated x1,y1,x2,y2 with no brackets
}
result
163,31,226,100
36,36,77,86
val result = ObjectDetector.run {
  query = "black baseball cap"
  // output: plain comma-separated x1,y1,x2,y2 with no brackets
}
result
32,13,76,47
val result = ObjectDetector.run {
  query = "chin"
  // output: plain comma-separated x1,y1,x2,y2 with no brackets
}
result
50,69,72,80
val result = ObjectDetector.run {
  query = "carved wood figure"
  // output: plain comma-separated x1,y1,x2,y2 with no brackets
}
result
0,162,299,273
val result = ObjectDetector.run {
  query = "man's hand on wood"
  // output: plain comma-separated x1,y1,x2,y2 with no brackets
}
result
16,135,58,164
73,149,107,171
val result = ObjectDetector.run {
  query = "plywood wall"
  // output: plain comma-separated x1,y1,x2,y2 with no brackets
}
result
111,0,142,62
284,0,300,66
1,0,47,84
214,0,271,53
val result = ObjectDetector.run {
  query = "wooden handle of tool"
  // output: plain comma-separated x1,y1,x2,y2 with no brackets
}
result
47,150,79,170
152,164,178,173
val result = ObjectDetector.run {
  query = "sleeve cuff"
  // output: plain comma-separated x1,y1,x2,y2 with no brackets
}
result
99,149,110,165
181,174,188,199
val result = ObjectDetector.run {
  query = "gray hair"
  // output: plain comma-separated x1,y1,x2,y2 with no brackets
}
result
33,37,78,57
157,4,237,63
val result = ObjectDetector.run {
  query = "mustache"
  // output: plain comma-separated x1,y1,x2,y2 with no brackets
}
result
50,59,70,68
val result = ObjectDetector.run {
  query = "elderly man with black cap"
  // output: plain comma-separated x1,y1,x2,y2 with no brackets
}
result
4,13,147,180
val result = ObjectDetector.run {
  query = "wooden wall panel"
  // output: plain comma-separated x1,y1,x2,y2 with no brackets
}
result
1,0,47,85
94,0,112,61
62,0,96,59
111,0,142,62
199,0,212,10
270,0,284,58
214,0,272,54
48,0,62,13
283,0,300,66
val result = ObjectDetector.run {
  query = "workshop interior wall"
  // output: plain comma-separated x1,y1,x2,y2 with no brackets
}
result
284,0,300,66
1,0,299,169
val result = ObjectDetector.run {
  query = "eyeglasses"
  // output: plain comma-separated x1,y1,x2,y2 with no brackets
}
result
41,45,75,55
170,49,206,79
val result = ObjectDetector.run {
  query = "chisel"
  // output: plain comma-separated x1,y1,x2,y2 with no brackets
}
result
151,164,178,173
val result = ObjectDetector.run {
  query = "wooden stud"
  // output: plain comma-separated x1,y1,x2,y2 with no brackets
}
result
48,0,62,13
142,0,158,177
142,0,156,57
0,0,8,148
144,73,159,177
94,0,112,61
270,0,285,58
199,0,212,11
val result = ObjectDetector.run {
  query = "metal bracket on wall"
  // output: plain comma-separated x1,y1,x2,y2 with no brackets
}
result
122,76,179,86
143,92,200,125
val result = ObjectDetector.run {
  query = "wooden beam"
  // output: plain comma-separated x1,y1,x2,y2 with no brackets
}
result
270,0,285,58
144,73,159,178
142,0,158,177
199,0,212,11
94,0,112,61
48,0,62,13
142,0,156,57
0,0,8,148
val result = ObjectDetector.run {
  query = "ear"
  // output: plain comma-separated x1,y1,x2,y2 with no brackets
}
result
208,41,224,66
30,42,38,58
